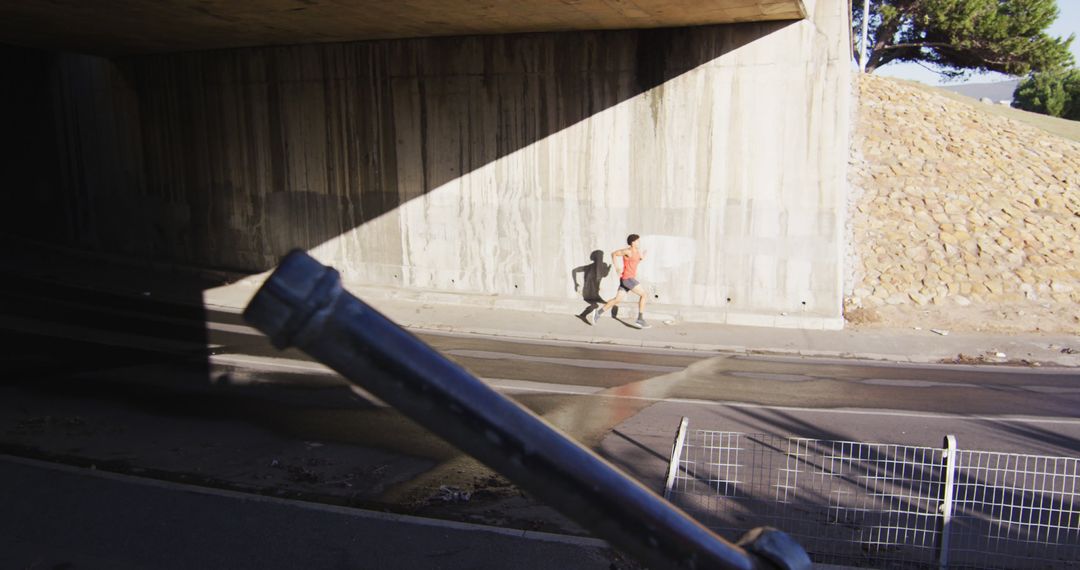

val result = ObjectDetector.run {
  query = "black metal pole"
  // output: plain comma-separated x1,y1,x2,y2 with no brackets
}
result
243,250,809,570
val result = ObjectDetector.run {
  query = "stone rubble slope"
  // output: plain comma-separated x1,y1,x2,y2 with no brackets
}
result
847,74,1080,333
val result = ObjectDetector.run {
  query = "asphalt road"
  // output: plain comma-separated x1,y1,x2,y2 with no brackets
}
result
1,274,1079,557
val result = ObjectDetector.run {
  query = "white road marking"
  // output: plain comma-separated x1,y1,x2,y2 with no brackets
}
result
861,378,979,388
0,315,213,352
498,385,1080,426
207,322,261,335
731,372,815,382
3,290,261,336
484,378,605,395
210,354,337,375
209,353,1080,427
444,349,684,372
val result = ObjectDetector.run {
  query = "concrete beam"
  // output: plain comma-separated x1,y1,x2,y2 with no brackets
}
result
0,0,806,55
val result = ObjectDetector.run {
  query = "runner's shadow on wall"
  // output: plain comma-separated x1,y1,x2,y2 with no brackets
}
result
571,251,637,328
573,250,609,324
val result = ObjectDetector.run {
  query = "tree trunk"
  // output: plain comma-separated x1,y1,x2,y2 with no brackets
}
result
864,15,902,74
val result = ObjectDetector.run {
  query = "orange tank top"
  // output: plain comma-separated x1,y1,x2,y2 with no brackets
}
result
621,250,641,279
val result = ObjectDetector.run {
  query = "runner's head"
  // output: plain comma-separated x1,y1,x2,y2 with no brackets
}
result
627,234,640,247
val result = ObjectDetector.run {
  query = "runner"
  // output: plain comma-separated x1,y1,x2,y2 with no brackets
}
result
591,234,651,329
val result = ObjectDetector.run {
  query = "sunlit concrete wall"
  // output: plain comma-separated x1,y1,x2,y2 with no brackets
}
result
5,0,849,328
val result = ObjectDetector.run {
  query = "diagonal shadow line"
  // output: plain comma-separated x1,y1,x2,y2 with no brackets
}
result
973,418,1080,456
610,428,669,464
725,406,945,501
676,408,942,526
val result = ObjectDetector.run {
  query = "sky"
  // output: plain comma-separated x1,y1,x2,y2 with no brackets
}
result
872,0,1080,85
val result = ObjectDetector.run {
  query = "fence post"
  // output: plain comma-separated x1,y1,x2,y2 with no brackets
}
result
664,417,689,500
937,435,958,569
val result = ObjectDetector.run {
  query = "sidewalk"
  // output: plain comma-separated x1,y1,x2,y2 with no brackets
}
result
204,277,1080,368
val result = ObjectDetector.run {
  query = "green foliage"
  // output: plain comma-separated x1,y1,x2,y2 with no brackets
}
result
852,0,1075,78
1013,68,1080,120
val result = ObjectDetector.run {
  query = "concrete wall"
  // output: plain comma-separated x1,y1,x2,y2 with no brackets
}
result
2,0,850,328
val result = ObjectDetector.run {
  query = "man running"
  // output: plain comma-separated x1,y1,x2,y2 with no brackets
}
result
591,234,651,329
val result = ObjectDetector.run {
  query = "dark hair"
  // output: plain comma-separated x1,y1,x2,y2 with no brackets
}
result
627,234,640,245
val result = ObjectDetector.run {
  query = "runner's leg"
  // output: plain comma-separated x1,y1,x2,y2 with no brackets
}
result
631,284,648,315
601,288,625,313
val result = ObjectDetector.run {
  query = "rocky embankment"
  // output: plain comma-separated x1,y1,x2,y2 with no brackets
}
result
847,74,1080,333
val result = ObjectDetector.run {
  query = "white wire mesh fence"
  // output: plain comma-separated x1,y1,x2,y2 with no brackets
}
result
949,450,1080,568
665,429,1080,569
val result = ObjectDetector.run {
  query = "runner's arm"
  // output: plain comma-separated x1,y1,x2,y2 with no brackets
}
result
610,248,627,271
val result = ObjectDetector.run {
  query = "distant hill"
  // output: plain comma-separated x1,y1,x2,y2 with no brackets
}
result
939,80,1020,103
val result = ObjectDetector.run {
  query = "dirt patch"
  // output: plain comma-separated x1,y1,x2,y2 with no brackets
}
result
843,302,881,325
938,353,1043,367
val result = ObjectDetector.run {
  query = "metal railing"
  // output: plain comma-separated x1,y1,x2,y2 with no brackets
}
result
949,449,1080,568
666,426,1080,569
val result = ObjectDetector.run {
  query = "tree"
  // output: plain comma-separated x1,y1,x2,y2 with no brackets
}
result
852,0,1075,78
1013,68,1080,120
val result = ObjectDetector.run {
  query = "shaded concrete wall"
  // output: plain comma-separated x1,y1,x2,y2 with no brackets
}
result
0,47,143,249
3,0,849,327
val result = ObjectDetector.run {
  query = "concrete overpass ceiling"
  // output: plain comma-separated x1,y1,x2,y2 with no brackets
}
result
0,0,806,55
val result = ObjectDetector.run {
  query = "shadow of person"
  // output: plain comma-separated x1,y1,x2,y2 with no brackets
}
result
572,250,610,323
612,311,642,328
